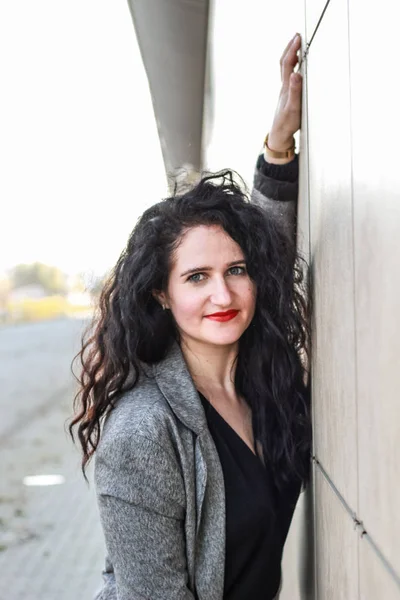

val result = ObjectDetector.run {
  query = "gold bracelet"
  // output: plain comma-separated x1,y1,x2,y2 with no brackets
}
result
264,133,295,159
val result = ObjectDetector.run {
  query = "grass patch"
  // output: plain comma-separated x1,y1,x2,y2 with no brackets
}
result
5,297,93,324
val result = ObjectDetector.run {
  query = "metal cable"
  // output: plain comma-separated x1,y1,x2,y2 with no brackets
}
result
299,0,333,68
313,456,400,591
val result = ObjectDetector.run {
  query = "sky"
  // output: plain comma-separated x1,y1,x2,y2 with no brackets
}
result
0,1,167,277
0,0,300,279
206,0,301,183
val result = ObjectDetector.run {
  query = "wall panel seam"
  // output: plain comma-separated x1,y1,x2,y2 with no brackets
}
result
301,8,316,588
345,0,361,597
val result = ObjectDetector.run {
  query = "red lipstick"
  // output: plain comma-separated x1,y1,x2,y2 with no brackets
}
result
205,310,239,322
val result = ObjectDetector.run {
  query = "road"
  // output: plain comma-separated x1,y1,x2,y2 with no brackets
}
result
0,318,106,600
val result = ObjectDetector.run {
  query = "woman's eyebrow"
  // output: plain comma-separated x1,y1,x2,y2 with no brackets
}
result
180,260,246,278
180,266,211,277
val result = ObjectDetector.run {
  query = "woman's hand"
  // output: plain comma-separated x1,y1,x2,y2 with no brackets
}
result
267,33,303,157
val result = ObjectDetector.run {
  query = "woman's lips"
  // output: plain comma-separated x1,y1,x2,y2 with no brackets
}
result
204,310,239,322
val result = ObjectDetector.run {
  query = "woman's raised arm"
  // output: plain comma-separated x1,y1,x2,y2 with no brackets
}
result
251,33,303,241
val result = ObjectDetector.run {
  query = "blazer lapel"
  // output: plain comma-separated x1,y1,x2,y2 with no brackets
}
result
154,342,226,600
154,341,207,435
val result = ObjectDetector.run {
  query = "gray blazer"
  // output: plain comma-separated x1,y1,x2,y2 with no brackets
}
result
94,156,299,600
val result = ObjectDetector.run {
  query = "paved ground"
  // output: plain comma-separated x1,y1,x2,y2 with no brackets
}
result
0,318,106,600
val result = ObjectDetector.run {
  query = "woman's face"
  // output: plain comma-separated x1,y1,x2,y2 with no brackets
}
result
161,224,256,349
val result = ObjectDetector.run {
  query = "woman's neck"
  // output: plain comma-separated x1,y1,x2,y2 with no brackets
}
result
180,337,239,396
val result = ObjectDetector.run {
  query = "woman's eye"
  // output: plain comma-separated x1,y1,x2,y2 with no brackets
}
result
228,266,246,276
188,272,206,283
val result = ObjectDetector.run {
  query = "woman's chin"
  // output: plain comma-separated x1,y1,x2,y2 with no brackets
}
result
200,325,246,347
179,319,251,348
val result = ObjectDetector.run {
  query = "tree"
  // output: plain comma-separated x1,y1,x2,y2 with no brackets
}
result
0,276,11,313
10,262,67,296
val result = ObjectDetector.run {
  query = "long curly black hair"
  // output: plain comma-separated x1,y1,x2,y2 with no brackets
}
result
70,170,311,494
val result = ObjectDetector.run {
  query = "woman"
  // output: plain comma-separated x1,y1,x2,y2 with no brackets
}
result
70,33,311,600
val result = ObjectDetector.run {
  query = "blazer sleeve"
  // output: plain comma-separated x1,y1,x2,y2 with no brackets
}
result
251,153,299,242
95,432,195,600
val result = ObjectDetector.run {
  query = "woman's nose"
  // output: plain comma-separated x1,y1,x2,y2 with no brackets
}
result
210,278,232,307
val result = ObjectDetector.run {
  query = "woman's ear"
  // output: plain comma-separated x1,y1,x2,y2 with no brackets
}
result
152,290,169,310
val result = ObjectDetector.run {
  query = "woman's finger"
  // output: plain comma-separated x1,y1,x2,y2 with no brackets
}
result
279,33,299,69
285,73,302,132
281,34,301,85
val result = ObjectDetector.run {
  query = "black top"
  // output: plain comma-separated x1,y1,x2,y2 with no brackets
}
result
199,392,300,600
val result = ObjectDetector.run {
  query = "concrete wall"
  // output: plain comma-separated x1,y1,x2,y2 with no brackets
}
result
206,0,400,597
303,0,400,597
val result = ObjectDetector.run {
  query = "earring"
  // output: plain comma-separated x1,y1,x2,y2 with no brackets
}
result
162,304,166,310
